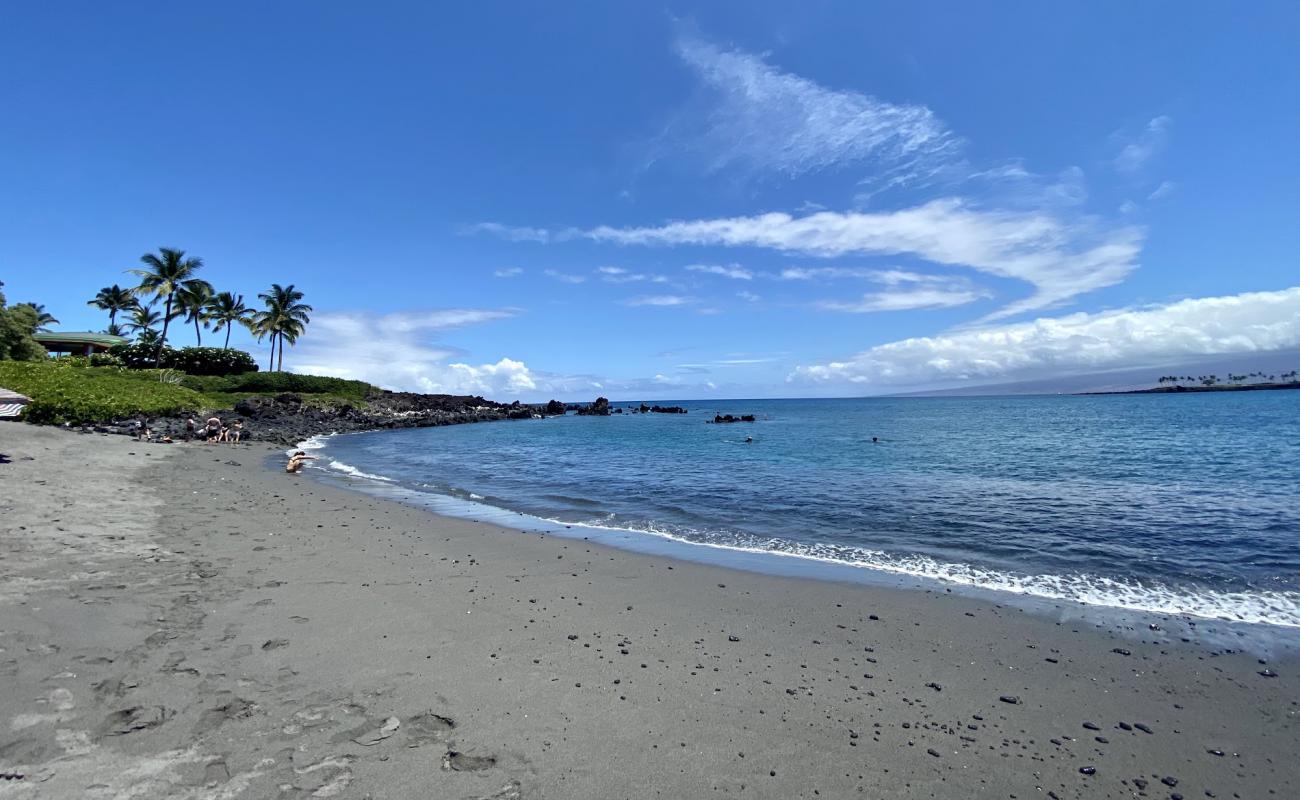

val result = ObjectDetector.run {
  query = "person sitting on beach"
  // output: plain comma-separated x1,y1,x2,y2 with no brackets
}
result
184,415,196,442
135,416,150,441
229,420,243,444
205,416,222,443
285,450,316,473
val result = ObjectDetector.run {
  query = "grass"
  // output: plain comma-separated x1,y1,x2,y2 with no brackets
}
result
0,361,378,425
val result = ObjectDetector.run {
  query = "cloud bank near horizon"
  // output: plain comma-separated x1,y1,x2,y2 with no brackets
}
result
791,287,1300,389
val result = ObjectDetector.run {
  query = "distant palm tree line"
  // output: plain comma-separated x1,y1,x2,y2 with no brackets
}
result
1156,371,1299,388
84,247,311,371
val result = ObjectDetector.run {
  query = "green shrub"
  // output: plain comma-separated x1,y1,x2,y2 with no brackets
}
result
109,341,172,369
180,371,373,400
166,346,258,376
107,343,258,376
0,361,204,424
89,352,124,367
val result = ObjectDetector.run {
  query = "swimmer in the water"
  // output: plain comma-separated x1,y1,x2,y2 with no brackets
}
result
872,437,879,443
745,436,753,443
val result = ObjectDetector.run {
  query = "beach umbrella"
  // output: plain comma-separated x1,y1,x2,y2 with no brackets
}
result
0,387,32,419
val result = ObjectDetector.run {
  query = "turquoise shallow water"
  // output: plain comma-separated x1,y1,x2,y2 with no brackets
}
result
310,392,1300,626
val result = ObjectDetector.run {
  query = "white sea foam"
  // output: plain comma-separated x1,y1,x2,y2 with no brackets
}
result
324,460,394,483
537,516,1300,628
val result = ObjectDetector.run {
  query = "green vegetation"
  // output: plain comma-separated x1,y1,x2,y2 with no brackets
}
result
249,284,312,372
0,283,47,361
0,361,206,424
3,245,334,425
0,359,377,424
108,343,258,375
178,371,373,402
1156,371,1299,388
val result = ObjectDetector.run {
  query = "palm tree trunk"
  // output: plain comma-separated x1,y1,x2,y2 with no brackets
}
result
159,294,173,352
277,335,285,372
194,316,202,347
109,309,117,328
266,333,277,371
224,324,232,350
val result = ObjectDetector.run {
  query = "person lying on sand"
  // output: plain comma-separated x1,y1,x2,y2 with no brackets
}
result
285,450,316,473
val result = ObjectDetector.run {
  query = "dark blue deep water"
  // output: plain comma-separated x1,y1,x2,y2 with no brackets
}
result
310,393,1300,626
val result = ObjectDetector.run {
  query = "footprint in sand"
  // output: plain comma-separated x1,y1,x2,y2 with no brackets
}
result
404,712,456,747
194,697,259,735
99,705,171,736
444,751,497,772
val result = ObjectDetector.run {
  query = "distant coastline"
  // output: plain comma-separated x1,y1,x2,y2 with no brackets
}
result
1081,381,1300,395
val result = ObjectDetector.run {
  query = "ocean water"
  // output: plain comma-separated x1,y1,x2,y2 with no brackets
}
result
309,393,1300,627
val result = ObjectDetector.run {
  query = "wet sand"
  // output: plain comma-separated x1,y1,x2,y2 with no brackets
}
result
1,423,1297,799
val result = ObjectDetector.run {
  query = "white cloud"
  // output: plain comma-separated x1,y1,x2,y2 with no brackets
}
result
596,266,670,284
687,263,753,280
465,222,552,243
793,286,1300,388
964,162,1088,208
819,286,987,313
543,269,586,284
779,266,882,281
817,270,988,312
625,294,697,307
669,34,959,180
737,290,761,302
584,199,1142,319
291,309,734,400
1148,180,1176,201
1113,115,1171,173
290,309,563,398
493,267,523,278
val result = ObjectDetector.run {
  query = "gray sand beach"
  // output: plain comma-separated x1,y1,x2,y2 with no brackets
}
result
1,424,1297,799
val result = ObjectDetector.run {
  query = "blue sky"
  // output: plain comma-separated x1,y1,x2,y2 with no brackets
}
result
3,2,1298,400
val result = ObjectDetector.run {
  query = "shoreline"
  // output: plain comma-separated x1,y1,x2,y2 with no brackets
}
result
302,429,1300,641
2,424,1297,798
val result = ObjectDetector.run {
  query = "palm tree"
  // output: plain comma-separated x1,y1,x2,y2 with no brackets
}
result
105,322,128,337
87,285,136,329
125,304,163,339
129,247,205,351
18,303,59,332
207,291,252,350
174,280,215,346
255,283,312,371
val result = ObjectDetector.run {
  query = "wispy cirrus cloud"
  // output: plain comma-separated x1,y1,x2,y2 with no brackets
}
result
464,222,552,243
687,263,753,280
493,267,523,278
793,286,1300,388
543,269,586,284
597,266,670,284
819,286,987,313
817,271,989,313
624,294,697,307
581,199,1142,319
1113,115,1171,173
663,34,960,182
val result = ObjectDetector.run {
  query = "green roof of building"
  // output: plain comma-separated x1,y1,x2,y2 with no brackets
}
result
33,332,129,346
